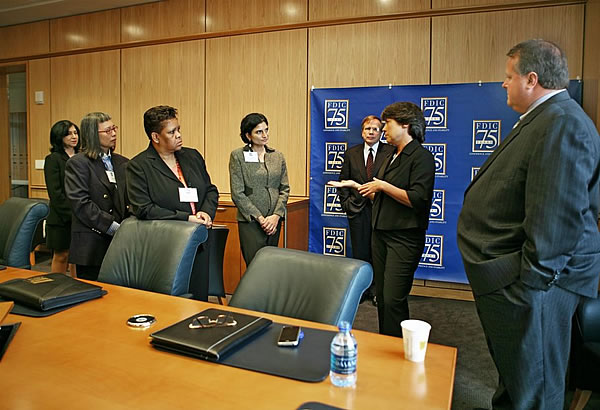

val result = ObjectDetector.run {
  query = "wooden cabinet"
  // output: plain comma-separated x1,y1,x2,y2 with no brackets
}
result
214,196,309,294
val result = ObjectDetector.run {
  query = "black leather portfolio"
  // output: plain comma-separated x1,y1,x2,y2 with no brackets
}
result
150,308,273,361
0,273,104,311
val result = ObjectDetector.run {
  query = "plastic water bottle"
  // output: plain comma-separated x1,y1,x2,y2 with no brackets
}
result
330,320,357,387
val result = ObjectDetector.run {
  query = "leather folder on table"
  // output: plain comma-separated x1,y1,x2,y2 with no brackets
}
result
0,273,105,312
150,308,272,361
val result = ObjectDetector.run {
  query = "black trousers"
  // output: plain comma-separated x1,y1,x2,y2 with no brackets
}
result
238,219,282,266
371,228,425,337
76,264,100,281
475,280,579,409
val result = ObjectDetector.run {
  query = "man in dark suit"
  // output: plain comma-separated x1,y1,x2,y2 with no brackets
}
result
457,39,600,409
65,112,129,280
338,115,394,304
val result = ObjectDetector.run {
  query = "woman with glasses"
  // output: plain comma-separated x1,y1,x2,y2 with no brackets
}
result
229,113,290,266
65,112,129,280
331,102,435,337
43,120,80,276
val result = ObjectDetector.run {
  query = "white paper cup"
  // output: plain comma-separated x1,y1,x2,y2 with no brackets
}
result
401,320,431,362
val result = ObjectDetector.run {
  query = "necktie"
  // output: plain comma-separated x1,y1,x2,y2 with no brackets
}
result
366,148,374,180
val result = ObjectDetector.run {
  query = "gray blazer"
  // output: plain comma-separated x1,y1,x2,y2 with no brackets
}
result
457,91,600,297
229,145,290,222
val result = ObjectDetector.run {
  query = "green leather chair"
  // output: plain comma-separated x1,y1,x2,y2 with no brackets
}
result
0,198,49,269
229,246,373,326
98,217,208,296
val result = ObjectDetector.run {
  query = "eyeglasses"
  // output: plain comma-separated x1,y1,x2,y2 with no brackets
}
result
188,313,237,329
364,127,381,132
98,125,118,134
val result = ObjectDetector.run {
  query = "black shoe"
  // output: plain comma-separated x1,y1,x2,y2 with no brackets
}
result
371,296,378,307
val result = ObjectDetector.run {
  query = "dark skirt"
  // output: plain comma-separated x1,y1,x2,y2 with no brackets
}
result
46,222,72,251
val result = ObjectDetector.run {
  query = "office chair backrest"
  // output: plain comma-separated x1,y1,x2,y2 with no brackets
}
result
98,217,208,296
229,247,373,326
208,225,229,300
0,198,49,269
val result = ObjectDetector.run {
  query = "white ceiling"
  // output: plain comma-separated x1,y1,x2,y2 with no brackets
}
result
0,0,160,27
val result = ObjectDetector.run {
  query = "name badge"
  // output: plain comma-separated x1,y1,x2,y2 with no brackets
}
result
179,187,198,203
243,151,259,163
106,170,116,184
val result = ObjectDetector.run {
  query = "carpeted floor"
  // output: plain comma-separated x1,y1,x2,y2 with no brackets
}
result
353,296,600,410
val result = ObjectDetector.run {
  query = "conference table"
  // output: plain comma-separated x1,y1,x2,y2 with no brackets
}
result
0,267,457,409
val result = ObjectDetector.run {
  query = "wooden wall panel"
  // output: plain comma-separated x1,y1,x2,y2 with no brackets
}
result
206,0,307,32
431,5,584,84
121,0,205,42
0,21,49,60
0,73,9,202
50,51,121,150
309,19,431,88
28,59,52,189
309,0,429,20
583,0,600,130
433,0,543,7
205,30,308,196
50,9,121,52
121,41,205,159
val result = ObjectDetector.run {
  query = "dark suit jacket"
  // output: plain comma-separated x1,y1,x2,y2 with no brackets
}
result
127,144,218,221
372,139,436,231
338,142,394,217
44,150,72,226
457,91,600,297
65,151,129,266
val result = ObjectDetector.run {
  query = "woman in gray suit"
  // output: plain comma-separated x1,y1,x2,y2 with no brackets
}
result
229,113,290,265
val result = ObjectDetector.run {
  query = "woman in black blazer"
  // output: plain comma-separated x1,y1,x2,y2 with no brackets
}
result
65,112,129,280
333,102,435,337
127,105,218,224
127,106,218,300
43,120,80,274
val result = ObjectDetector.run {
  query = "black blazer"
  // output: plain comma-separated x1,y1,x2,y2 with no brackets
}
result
372,139,435,231
65,151,129,266
127,144,219,221
44,150,71,226
338,142,395,217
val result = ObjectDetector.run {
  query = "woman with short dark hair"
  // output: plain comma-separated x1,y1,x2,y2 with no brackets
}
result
331,102,435,337
44,120,80,275
229,113,290,265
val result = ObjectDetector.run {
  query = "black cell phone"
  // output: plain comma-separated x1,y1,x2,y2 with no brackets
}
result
277,325,301,347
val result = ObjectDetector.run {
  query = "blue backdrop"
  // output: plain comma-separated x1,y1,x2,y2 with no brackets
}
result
309,81,582,284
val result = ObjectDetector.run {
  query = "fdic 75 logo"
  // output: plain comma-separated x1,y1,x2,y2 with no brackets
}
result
323,227,346,257
325,100,349,129
323,185,344,215
421,97,447,129
429,189,445,222
325,142,347,173
420,234,443,267
472,120,501,153
423,143,446,176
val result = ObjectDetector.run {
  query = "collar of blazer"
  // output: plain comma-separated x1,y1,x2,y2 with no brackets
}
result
465,91,570,195
243,144,275,153
146,143,187,183
383,139,419,174
90,155,115,190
